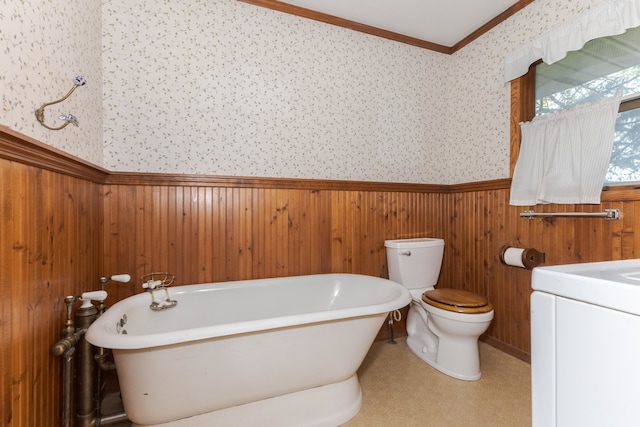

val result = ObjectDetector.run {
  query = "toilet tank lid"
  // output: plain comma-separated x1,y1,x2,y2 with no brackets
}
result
384,238,444,248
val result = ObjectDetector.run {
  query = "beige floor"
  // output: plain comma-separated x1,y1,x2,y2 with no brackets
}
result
108,337,531,427
343,338,532,427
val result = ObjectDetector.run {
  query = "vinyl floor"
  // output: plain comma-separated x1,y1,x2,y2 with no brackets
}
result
343,337,531,427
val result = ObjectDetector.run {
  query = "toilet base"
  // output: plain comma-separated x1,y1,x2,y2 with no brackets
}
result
406,335,481,381
405,303,486,381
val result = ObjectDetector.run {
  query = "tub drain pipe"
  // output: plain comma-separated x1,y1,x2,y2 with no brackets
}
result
75,291,130,426
387,310,402,344
51,296,81,427
75,292,103,427
52,291,111,427
100,411,130,425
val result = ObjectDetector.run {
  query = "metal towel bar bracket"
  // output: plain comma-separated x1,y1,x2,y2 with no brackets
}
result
520,209,619,220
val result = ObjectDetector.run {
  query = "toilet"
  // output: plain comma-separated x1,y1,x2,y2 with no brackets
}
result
385,238,493,381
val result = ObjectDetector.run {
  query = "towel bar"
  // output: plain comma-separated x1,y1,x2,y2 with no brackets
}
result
520,209,619,220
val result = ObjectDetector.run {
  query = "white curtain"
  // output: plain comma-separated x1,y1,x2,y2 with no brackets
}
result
509,96,621,206
504,0,640,82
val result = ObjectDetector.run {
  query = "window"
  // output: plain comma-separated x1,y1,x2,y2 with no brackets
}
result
534,25,640,184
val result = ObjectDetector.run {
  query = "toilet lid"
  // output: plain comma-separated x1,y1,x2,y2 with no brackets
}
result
422,289,493,314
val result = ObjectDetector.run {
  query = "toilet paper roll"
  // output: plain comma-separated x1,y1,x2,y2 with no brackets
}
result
499,245,545,269
503,247,526,268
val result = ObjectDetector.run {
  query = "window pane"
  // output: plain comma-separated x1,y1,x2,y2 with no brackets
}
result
534,25,640,184
536,65,640,115
608,108,640,183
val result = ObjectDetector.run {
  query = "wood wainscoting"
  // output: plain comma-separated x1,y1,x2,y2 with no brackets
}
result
101,177,447,299
102,177,640,361
440,187,636,358
0,129,105,426
100,176,451,346
2,125,640,426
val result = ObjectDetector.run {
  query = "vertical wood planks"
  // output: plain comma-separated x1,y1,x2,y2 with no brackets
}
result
7,151,640,425
1,158,102,427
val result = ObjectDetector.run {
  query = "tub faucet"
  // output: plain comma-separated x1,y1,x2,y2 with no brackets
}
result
97,273,131,315
141,272,177,311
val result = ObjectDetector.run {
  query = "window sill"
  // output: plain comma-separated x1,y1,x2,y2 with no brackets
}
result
601,184,640,202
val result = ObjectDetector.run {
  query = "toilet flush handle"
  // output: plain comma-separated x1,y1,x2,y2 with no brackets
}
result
399,251,411,256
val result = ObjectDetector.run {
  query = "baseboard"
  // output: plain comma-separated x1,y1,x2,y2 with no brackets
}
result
480,335,531,364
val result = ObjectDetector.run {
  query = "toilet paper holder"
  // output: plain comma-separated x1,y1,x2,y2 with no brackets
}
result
499,245,545,269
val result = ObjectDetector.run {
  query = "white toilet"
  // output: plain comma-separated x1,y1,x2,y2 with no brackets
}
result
385,238,493,381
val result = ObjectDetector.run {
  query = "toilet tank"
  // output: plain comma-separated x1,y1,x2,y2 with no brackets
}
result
384,238,444,289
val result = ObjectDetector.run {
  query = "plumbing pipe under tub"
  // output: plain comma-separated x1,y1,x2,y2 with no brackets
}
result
51,296,82,427
53,290,130,427
100,411,130,425
75,298,99,427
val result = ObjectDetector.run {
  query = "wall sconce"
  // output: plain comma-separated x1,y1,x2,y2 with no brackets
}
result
35,76,86,130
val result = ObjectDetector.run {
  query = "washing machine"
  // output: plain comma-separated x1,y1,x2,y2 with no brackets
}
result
531,259,640,427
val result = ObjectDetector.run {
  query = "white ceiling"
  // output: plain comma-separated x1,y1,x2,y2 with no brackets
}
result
278,0,523,47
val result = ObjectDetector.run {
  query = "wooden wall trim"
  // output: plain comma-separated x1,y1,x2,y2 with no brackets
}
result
105,171,452,192
0,127,511,192
0,126,108,184
448,178,510,193
451,0,534,52
509,67,535,177
4,127,640,200
237,0,453,54
108,173,512,193
107,173,513,193
239,0,534,54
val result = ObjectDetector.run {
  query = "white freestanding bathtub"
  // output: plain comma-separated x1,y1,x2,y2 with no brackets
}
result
86,273,411,426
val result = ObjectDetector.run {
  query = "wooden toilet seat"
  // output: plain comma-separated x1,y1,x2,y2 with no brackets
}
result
422,289,493,314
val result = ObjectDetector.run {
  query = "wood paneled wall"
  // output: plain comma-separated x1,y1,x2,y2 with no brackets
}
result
101,183,447,306
102,178,640,360
0,159,103,425
440,188,637,357
3,126,640,426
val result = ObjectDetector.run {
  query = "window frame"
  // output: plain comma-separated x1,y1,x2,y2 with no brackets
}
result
510,65,640,202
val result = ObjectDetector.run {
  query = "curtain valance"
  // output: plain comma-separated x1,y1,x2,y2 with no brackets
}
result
504,0,640,82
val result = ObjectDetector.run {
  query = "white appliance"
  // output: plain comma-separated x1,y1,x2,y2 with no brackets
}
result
531,259,640,427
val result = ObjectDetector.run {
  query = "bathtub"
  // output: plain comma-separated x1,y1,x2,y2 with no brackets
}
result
86,273,411,426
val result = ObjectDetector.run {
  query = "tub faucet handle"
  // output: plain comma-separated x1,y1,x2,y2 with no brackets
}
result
140,272,177,310
140,272,175,291
79,290,108,308
142,280,163,290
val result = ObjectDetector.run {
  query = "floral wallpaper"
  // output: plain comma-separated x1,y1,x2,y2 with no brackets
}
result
102,0,450,183
444,0,611,183
2,0,613,183
0,0,103,165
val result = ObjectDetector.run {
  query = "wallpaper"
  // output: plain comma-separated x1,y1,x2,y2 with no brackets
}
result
102,0,450,183
444,0,612,183
2,0,614,183
102,0,612,184
0,0,103,165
